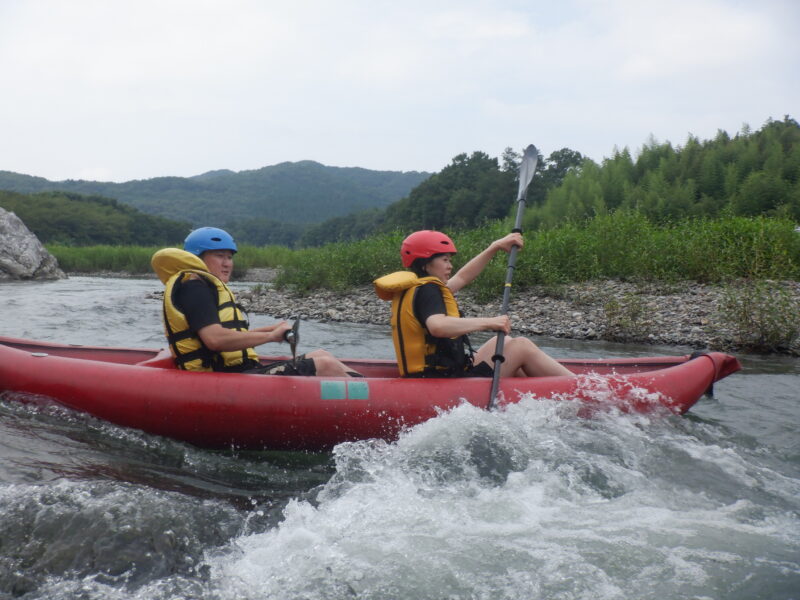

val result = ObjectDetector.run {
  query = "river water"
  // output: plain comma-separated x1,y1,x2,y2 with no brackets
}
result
1,277,798,600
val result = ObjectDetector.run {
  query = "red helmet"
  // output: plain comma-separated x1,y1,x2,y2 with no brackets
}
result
400,230,457,267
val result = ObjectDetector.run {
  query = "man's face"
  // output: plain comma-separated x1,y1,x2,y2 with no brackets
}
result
201,249,234,283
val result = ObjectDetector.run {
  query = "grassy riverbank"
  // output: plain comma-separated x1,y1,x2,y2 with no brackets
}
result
48,213,800,297
47,243,294,278
272,213,800,299
45,213,800,353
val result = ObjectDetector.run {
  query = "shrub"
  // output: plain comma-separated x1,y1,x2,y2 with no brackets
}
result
602,293,650,341
716,280,800,353
48,245,158,273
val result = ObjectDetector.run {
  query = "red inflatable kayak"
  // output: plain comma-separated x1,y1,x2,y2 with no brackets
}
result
0,336,741,451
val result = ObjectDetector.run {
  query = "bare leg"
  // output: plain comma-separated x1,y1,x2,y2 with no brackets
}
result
473,336,574,378
306,349,361,377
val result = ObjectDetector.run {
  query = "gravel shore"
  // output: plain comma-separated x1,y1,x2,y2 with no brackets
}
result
237,272,800,355
80,269,797,354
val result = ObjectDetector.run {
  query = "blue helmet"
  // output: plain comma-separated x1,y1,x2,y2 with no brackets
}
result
183,227,238,256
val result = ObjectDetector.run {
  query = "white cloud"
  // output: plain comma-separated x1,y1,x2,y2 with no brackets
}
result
603,0,772,81
0,0,796,181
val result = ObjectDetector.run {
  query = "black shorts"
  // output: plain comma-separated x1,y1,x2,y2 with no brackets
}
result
241,354,317,376
463,361,494,378
409,361,494,379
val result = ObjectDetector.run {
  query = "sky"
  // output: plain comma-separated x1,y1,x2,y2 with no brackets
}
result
1,0,798,183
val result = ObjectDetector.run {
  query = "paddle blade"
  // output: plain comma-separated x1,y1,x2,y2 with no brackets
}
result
517,144,539,200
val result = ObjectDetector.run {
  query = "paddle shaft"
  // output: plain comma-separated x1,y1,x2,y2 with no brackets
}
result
283,317,300,366
488,145,538,409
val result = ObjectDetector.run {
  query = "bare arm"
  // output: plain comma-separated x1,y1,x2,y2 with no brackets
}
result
425,313,511,339
447,232,523,293
197,321,291,352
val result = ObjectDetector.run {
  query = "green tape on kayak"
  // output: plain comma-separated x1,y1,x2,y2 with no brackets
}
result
320,380,346,400
347,380,369,400
320,380,369,400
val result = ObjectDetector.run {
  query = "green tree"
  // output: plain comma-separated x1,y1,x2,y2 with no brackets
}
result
526,148,585,207
523,116,799,227
382,151,515,232
732,172,790,216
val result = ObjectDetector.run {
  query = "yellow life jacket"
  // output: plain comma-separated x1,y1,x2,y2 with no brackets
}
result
374,271,470,376
151,248,259,372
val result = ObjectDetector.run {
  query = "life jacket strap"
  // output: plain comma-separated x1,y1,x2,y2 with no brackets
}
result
173,347,213,370
166,329,194,344
395,288,411,376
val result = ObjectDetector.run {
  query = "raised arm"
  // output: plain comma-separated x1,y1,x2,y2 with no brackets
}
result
447,232,523,293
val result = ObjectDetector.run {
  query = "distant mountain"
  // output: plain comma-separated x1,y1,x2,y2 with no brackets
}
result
0,161,431,227
190,169,237,181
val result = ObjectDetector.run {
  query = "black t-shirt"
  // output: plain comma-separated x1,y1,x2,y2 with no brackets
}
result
413,282,448,328
170,278,262,373
174,279,220,332
411,282,483,377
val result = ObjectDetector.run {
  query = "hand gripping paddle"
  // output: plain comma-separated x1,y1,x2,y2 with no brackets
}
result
282,317,300,367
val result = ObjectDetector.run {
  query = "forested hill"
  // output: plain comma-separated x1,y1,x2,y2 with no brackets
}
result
301,117,800,247
523,116,800,230
0,161,431,227
0,190,190,245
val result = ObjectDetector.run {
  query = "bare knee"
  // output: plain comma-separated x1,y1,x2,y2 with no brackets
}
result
305,349,337,374
311,355,340,376
507,337,538,354
509,336,574,377
312,355,334,371
309,352,356,377
498,338,531,376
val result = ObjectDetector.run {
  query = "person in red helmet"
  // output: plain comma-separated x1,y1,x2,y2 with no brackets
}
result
374,230,573,378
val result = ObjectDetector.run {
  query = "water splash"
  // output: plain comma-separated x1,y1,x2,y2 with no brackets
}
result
207,398,800,600
2,278,799,599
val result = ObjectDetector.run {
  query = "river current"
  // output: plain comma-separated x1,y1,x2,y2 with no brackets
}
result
1,277,798,599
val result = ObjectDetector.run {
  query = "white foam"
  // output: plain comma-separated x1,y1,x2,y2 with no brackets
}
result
207,398,800,599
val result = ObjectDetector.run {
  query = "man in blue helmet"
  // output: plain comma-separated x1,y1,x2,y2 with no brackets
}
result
151,227,360,377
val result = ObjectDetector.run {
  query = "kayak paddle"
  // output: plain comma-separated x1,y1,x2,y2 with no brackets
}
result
487,144,539,410
283,316,300,367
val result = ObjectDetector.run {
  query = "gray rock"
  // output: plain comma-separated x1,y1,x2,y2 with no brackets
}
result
0,207,65,280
